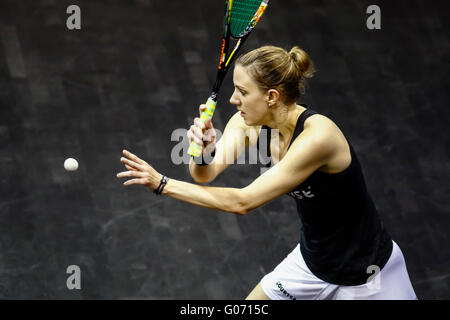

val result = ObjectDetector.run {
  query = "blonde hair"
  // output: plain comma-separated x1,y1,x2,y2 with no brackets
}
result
235,45,315,104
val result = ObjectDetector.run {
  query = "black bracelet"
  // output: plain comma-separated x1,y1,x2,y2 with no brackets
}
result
154,175,169,195
194,147,216,166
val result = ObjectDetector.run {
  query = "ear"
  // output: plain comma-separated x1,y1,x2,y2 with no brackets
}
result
266,89,280,107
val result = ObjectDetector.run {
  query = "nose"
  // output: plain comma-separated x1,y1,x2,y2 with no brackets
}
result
229,90,240,106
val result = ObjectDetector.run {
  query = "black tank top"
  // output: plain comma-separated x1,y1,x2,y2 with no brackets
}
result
257,107,393,285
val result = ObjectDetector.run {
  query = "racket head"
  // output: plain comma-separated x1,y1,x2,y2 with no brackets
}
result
229,0,269,39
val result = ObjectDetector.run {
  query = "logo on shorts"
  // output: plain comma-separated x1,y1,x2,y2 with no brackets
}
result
276,281,296,300
366,265,381,290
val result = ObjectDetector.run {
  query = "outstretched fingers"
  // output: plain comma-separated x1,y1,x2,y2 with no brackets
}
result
117,150,157,188
123,178,147,186
122,150,148,166
117,170,142,179
116,170,146,186
121,156,145,171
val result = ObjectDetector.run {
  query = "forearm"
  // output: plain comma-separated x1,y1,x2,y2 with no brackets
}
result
162,177,246,215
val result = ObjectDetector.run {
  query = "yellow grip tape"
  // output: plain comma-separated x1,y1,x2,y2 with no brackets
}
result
188,98,217,157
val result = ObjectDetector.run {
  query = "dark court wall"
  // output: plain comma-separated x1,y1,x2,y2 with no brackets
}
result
0,0,449,299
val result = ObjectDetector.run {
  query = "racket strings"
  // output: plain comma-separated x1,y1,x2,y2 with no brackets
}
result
230,0,264,38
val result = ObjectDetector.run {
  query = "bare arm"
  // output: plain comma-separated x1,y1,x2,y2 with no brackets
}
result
188,111,254,183
117,121,338,215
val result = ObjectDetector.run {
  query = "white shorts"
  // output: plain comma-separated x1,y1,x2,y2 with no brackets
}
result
260,241,417,300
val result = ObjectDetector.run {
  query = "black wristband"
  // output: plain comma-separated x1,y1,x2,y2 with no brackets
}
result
194,147,216,166
154,175,169,195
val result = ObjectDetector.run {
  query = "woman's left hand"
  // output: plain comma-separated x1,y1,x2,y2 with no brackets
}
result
116,150,162,190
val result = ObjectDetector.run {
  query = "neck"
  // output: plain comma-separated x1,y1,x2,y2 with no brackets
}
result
264,103,306,141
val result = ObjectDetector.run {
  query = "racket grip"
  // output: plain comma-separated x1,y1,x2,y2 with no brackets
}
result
188,97,217,158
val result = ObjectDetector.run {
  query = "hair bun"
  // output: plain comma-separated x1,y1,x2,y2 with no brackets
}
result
235,45,315,104
289,46,315,79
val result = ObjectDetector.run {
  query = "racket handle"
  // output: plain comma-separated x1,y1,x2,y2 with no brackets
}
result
188,97,217,158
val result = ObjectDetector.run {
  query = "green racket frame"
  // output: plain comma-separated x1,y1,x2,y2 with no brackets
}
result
188,0,269,158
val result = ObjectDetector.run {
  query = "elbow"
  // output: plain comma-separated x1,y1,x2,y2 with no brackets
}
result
234,205,255,216
192,176,213,184
231,191,252,215
190,168,215,184
189,164,216,184
232,206,247,216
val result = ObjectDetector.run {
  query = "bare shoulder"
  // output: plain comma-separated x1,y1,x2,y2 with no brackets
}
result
289,113,346,159
296,113,351,172
225,111,261,145
303,113,342,144
226,111,247,128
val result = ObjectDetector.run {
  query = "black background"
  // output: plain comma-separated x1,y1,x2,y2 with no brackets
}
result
0,0,449,299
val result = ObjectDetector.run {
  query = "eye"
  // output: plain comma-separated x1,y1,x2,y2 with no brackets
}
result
234,86,246,96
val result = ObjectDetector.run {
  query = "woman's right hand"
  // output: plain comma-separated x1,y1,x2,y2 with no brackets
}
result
187,104,217,156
